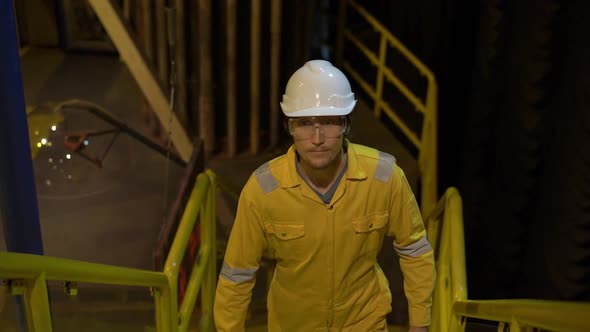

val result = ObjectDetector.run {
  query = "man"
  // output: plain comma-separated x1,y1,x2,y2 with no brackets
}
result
214,60,435,331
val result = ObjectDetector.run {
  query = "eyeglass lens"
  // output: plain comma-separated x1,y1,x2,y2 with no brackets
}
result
289,116,346,139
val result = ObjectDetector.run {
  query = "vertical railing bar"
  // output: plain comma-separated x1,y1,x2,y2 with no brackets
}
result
161,283,176,331
153,286,163,332
335,0,349,66
198,0,215,156
447,189,466,331
142,0,154,62
226,0,237,157
177,246,210,332
250,0,261,155
173,0,188,129
419,82,438,217
164,174,210,332
442,216,452,332
202,170,217,331
25,273,52,332
156,0,169,89
373,35,388,118
269,0,282,148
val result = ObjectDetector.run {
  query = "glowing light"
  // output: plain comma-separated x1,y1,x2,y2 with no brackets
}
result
41,138,47,145
48,158,53,163
36,142,42,148
47,142,53,147
51,125,57,131
35,130,39,135
84,140,89,146
66,154,71,160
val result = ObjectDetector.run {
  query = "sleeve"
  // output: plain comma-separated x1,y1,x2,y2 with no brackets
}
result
387,166,436,327
214,183,268,332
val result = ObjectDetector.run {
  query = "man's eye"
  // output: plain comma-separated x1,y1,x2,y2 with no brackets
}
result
323,118,341,126
299,120,313,126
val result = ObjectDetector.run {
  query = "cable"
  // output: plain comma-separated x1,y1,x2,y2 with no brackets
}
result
162,6,177,222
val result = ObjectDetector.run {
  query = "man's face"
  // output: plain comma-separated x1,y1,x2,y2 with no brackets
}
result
288,116,347,170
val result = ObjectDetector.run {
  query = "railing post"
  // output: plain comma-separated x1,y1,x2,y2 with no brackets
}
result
198,0,215,157
270,0,283,149
200,170,217,331
432,223,451,332
373,35,387,118
22,273,52,332
154,284,175,332
447,189,466,332
250,0,261,155
335,0,348,66
420,80,438,217
226,0,237,157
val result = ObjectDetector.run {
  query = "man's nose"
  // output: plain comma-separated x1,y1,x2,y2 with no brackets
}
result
311,126,324,146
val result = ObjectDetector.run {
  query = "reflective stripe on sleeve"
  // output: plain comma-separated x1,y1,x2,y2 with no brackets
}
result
394,236,433,257
220,261,259,283
374,151,396,183
254,162,279,193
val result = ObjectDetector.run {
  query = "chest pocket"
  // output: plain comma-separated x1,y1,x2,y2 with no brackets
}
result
263,222,306,262
352,213,389,256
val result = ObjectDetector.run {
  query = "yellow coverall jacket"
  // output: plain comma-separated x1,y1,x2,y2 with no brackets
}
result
214,142,435,331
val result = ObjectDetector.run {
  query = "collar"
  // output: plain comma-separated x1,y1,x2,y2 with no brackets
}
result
281,140,367,188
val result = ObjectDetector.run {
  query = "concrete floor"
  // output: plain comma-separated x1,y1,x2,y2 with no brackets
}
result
1,47,184,331
1,47,419,330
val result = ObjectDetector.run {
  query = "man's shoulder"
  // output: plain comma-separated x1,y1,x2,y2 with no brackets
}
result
350,142,382,160
349,143,396,166
246,153,289,194
253,153,289,177
349,142,399,183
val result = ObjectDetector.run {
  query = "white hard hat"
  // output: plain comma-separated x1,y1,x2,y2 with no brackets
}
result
280,60,356,117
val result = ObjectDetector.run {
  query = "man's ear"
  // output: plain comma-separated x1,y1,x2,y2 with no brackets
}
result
282,116,290,134
344,115,352,137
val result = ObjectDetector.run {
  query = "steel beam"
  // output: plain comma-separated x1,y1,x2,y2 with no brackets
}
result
87,0,194,162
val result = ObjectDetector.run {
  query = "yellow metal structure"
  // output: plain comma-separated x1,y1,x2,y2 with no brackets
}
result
426,187,468,332
336,0,438,217
338,1,590,330
0,170,217,332
426,187,590,331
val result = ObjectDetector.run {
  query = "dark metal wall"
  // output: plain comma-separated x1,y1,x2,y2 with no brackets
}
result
344,1,590,302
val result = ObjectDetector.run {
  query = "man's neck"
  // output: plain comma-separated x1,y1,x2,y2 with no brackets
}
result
299,150,346,193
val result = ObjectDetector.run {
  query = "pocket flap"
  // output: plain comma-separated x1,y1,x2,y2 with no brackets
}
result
353,213,389,233
264,223,305,240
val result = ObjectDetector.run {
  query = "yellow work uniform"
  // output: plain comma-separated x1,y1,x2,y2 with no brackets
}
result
214,142,435,331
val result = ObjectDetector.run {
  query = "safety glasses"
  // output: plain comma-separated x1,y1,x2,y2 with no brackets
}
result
287,116,348,140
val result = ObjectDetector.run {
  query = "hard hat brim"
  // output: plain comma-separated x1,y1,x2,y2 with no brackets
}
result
280,100,356,117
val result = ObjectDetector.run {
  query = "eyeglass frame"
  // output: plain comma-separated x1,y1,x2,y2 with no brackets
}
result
286,115,350,140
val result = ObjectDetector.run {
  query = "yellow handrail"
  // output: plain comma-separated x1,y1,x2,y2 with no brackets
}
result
427,187,590,331
337,0,438,217
0,170,217,332
454,299,590,332
425,187,467,332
